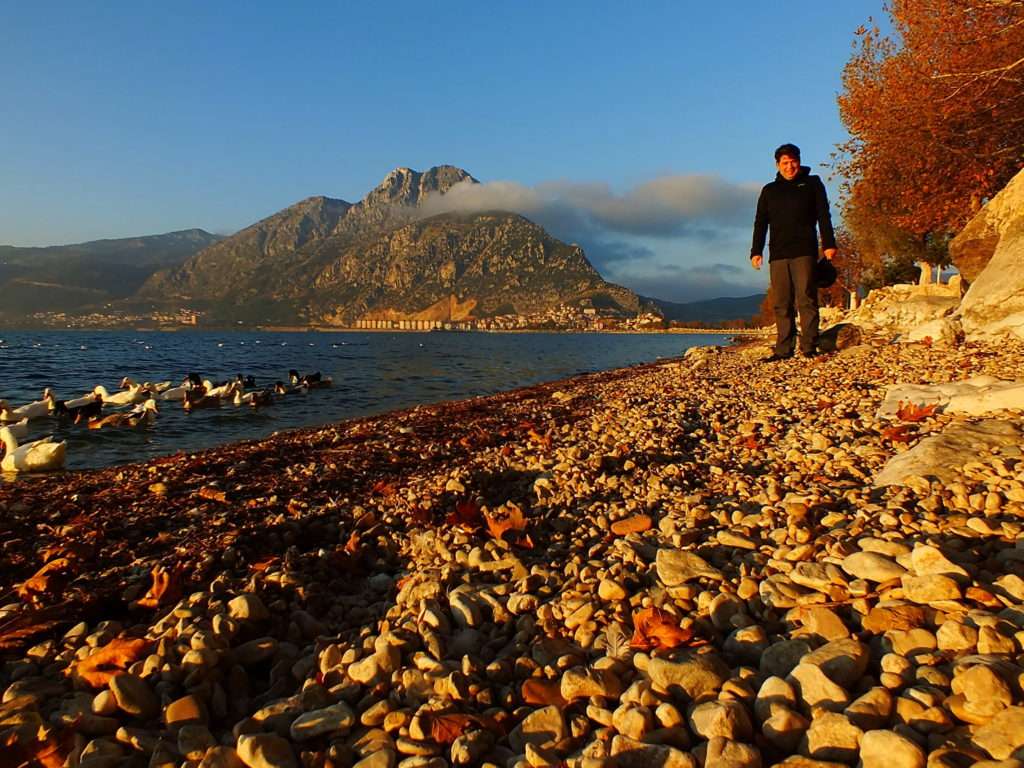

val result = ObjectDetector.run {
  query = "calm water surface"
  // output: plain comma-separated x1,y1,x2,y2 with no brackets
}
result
0,330,723,473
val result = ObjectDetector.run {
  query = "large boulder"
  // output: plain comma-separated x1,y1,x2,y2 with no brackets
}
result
950,167,1024,281
952,168,1024,340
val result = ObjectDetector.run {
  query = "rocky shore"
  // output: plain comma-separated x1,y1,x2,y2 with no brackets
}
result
3,336,1024,768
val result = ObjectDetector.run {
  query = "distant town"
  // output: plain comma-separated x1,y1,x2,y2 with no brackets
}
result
18,301,760,332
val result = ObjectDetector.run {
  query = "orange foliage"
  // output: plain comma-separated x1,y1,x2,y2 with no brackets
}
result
630,607,696,651
3,726,74,768
69,637,152,688
136,563,184,609
446,500,483,532
17,558,74,604
896,401,938,422
881,424,914,443
483,503,528,543
835,1,1024,238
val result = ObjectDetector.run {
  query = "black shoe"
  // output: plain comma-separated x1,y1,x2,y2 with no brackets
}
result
801,350,818,359
762,353,793,362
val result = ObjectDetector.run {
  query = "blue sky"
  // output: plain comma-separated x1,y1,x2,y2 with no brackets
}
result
1,1,885,302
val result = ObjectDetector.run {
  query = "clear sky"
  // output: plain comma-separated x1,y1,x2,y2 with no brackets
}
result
1,1,885,302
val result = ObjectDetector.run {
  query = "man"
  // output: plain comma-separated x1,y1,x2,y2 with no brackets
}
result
750,143,837,360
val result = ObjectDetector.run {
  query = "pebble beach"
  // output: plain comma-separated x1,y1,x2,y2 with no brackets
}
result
4,336,1024,768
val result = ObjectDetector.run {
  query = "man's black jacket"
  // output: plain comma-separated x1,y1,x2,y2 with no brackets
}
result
750,166,836,261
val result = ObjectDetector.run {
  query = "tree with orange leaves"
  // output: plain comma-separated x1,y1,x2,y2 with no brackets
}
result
834,0,1024,256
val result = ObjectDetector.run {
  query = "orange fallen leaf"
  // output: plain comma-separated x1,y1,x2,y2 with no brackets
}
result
198,486,228,502
447,500,483,531
521,678,567,707
372,480,396,497
610,514,652,536
250,555,280,573
70,637,152,688
136,563,183,609
527,428,552,450
881,424,914,443
740,435,762,450
343,531,362,555
896,401,938,422
483,503,527,543
630,607,695,651
17,558,73,604
3,725,74,768
426,712,478,744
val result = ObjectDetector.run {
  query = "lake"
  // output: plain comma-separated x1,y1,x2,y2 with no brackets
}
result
0,330,724,473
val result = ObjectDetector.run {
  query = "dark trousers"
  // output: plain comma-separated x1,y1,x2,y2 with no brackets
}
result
770,255,818,356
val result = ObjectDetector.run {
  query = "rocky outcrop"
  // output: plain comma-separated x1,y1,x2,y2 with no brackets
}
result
954,170,1024,341
840,281,962,343
950,167,1024,281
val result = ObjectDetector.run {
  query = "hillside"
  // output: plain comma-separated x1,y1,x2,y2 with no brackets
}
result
0,229,221,318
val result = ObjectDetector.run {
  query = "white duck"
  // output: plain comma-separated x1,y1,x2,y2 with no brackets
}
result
120,377,171,393
87,398,159,429
94,384,147,406
203,379,237,399
0,426,66,473
0,389,56,422
62,390,101,409
2,417,30,440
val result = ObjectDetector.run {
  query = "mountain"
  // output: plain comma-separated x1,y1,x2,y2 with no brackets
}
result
141,166,646,324
651,293,766,323
0,229,221,318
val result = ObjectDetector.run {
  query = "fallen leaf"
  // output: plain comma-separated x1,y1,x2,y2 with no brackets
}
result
372,480,396,497
630,607,695,650
3,725,74,768
198,486,228,502
17,558,73,604
250,556,280,573
896,401,938,422
69,637,152,688
343,531,362,555
881,424,914,443
447,500,483,532
483,503,527,543
521,678,567,707
136,563,183,609
425,712,478,744
740,435,762,450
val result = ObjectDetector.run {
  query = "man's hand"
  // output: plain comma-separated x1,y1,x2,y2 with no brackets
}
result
751,254,763,270
823,248,837,261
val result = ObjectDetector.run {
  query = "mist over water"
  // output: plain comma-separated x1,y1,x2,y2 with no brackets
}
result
0,330,722,474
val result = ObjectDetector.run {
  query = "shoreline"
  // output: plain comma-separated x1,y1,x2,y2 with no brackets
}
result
3,337,1023,765
0,325,768,335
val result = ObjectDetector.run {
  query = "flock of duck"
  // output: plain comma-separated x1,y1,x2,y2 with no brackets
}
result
0,369,332,473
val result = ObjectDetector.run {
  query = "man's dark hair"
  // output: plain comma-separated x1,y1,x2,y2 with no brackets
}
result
774,143,801,162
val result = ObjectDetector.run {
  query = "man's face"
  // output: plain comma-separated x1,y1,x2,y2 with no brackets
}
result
777,154,801,180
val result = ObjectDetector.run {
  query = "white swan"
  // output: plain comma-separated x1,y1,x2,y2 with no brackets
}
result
0,426,66,473
0,389,56,422
94,384,147,406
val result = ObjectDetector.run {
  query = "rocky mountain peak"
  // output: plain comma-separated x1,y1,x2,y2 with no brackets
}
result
365,165,477,209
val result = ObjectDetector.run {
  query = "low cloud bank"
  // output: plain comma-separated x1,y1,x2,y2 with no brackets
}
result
415,173,763,303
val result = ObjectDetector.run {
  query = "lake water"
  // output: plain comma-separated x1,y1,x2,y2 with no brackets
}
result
0,330,724,473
